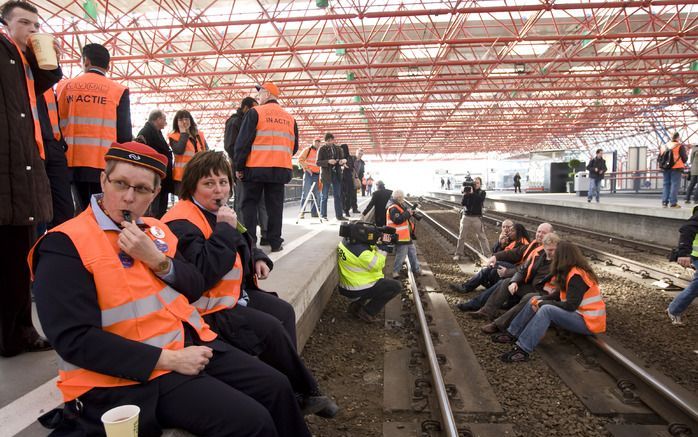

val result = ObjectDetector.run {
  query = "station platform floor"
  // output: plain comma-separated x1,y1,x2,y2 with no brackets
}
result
428,190,689,246
1,196,365,437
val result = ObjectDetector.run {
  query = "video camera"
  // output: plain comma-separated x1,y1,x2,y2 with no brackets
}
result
339,221,398,246
409,202,424,221
462,180,476,194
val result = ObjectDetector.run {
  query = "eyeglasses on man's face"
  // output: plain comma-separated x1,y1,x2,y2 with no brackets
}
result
106,174,156,195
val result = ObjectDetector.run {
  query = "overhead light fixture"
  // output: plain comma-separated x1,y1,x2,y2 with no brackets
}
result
514,63,526,74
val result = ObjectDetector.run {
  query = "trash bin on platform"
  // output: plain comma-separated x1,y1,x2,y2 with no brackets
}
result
574,172,590,197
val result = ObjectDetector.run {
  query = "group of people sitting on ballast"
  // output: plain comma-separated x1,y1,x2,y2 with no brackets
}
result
30,142,337,436
449,220,607,362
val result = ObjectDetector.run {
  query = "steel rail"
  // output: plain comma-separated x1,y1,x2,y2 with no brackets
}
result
405,260,459,437
418,205,698,426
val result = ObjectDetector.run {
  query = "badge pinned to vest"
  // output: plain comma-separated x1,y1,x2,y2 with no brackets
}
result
118,251,134,268
149,226,166,239
154,239,169,253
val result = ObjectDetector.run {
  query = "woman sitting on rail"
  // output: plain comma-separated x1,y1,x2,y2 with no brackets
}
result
494,241,606,363
168,109,208,194
162,151,338,418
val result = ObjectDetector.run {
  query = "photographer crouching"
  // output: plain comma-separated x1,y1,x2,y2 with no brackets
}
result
454,177,491,260
386,190,426,279
337,222,402,323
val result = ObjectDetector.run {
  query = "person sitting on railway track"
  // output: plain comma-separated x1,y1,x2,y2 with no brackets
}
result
456,223,553,312
386,189,425,278
162,150,338,418
449,221,529,293
470,232,559,321
495,241,606,363
29,142,310,436
667,204,698,325
337,224,402,323
480,233,560,333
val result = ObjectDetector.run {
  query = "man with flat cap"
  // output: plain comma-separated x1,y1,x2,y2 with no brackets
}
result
30,141,311,436
234,82,299,252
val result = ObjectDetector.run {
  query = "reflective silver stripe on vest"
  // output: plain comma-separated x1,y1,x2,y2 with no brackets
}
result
64,136,113,147
183,150,196,156
578,309,606,317
142,329,183,348
256,130,296,141
366,254,380,270
389,224,409,232
251,145,293,153
343,264,369,273
31,106,40,120
192,295,237,311
60,116,116,129
57,357,81,372
222,267,242,281
186,308,205,330
579,295,603,306
338,280,378,291
101,286,181,327
46,101,57,111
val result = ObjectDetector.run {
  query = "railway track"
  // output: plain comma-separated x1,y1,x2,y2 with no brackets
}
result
417,196,691,290
405,203,698,437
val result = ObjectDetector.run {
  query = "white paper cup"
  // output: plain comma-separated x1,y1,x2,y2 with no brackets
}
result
101,404,140,437
29,33,58,70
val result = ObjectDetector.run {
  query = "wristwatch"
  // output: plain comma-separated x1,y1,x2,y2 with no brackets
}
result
155,256,171,274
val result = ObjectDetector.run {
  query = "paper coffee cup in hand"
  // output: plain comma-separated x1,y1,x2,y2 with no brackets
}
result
29,33,58,70
101,405,140,437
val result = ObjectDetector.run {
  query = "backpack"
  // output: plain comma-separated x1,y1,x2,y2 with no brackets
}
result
658,147,675,170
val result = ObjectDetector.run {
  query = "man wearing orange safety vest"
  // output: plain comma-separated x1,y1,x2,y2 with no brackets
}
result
386,189,425,279
0,0,57,357
659,132,688,208
30,141,306,436
298,137,322,217
234,82,299,252
57,42,132,210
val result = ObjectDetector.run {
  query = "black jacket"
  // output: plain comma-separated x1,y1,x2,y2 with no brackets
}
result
316,143,345,185
510,251,552,292
462,188,486,216
586,156,608,181
676,211,698,258
137,121,173,191
362,188,393,227
0,34,58,225
233,101,299,184
223,109,243,164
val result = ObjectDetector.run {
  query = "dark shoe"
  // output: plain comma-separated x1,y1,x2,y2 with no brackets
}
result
271,245,283,252
587,199,591,203
357,307,379,323
662,203,668,208
336,216,348,221
352,209,360,213
491,332,517,344
670,204,681,208
347,300,362,317
301,395,336,416
24,337,53,353
449,283,466,293
500,346,530,363
316,398,340,418
321,216,328,220
456,302,477,312
480,323,500,334
686,200,692,204
259,237,270,246
469,309,494,320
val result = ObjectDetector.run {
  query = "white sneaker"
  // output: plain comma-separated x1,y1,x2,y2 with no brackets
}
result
667,308,684,325
452,255,460,261
392,272,400,279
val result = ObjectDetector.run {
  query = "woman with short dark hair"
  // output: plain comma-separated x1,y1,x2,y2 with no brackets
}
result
168,110,208,194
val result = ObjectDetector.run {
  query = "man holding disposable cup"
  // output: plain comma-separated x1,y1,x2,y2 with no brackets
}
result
0,0,62,357
30,142,311,436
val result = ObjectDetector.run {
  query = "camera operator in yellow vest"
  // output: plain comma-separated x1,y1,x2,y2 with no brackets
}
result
337,223,402,323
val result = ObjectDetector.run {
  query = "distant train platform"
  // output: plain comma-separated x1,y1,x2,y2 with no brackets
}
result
428,191,690,247
1,198,362,437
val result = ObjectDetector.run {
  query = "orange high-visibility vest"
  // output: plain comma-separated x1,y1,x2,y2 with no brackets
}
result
162,200,243,315
671,144,684,169
43,88,61,141
518,241,542,265
245,103,295,169
504,237,528,251
29,207,216,402
386,203,414,243
57,72,126,169
2,32,44,159
300,146,320,174
169,131,207,182
560,267,606,334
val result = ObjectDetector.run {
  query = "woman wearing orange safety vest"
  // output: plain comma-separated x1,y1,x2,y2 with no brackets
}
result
163,151,338,419
30,142,309,436
497,241,606,362
168,109,207,191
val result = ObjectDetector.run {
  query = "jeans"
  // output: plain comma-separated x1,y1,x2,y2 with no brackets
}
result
462,281,500,309
300,172,320,216
462,262,515,291
508,296,592,353
339,278,402,316
662,169,683,206
394,243,421,274
686,175,698,202
587,178,601,202
321,170,343,218
668,258,698,315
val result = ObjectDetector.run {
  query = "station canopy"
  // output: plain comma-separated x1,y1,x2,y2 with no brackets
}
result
39,1,698,159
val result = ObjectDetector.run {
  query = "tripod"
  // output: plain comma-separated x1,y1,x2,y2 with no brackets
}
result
296,181,323,224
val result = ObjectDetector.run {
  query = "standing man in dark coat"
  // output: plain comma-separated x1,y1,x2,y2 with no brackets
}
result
137,109,172,218
355,148,366,198
361,180,392,227
586,148,607,203
0,0,57,356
